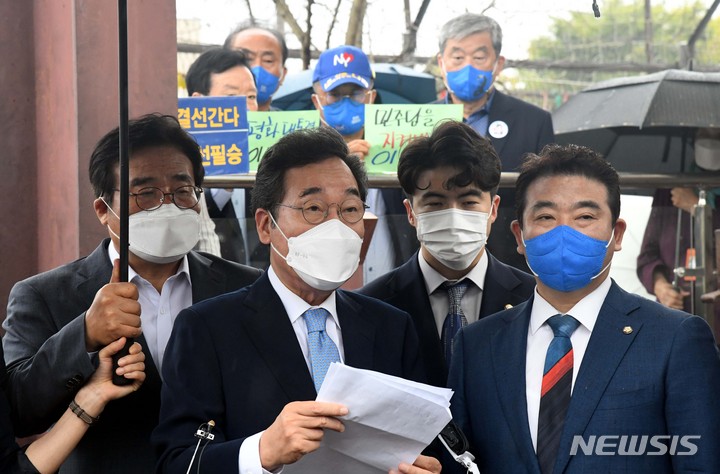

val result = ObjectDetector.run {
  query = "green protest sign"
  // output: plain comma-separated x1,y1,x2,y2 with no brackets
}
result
364,104,463,174
247,110,321,172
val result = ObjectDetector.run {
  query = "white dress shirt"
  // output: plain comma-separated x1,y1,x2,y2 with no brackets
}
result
418,250,488,336
238,267,345,474
525,276,612,451
107,243,192,374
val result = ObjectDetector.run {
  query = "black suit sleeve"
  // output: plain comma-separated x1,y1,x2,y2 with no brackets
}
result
2,280,96,436
154,307,247,474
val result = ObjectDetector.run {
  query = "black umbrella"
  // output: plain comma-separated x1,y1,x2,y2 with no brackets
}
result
112,0,133,385
271,63,438,110
553,69,720,173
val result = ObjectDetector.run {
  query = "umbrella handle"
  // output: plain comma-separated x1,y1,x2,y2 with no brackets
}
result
111,338,136,386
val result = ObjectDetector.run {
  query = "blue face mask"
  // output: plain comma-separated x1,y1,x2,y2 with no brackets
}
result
522,225,613,292
321,97,365,136
445,64,494,102
251,66,281,105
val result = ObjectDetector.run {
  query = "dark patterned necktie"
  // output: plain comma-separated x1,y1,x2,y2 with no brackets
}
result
440,280,470,369
303,308,341,393
537,314,581,474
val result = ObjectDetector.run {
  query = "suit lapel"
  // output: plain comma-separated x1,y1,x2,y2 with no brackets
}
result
480,253,524,318
242,274,317,400
390,256,446,385
76,240,114,302
487,91,512,158
554,283,642,473
492,300,542,473
187,251,226,303
336,290,375,369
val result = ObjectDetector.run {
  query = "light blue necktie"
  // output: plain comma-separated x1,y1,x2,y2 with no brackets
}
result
303,308,341,392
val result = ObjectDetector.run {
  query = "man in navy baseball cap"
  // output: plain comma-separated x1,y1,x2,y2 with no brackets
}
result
311,45,376,149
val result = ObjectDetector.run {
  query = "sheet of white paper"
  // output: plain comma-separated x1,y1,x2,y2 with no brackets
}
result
284,364,453,474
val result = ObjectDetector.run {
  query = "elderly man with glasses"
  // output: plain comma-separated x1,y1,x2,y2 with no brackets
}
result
311,45,418,284
153,126,441,474
2,114,262,474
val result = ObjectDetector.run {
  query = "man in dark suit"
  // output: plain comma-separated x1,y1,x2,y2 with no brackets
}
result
153,127,440,474
436,13,554,271
358,121,534,387
2,114,262,474
447,144,720,473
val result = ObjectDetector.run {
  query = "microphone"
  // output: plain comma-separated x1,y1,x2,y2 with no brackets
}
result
186,420,216,474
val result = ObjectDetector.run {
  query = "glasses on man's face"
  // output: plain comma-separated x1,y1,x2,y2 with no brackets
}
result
322,89,372,105
278,198,369,225
117,185,203,211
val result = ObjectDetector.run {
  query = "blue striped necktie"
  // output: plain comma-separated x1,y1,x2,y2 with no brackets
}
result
537,314,581,474
440,280,470,369
303,308,341,393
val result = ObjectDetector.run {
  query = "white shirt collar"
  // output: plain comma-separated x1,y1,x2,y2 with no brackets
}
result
106,241,191,284
267,266,340,328
529,276,612,335
418,249,489,294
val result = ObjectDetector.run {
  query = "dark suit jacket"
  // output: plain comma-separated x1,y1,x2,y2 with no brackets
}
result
2,239,262,474
153,272,426,474
357,251,535,387
487,91,555,273
447,281,720,474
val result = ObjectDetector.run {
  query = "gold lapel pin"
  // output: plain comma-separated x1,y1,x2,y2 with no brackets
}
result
504,304,513,310
622,326,633,335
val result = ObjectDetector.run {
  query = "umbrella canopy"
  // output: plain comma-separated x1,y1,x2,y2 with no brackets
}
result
553,69,720,173
271,63,438,110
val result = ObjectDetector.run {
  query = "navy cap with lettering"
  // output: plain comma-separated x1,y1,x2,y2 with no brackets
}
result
313,45,373,92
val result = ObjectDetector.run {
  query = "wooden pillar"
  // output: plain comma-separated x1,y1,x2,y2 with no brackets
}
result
0,0,178,318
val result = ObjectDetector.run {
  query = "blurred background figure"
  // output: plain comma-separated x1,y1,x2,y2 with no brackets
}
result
637,128,720,333
224,21,288,112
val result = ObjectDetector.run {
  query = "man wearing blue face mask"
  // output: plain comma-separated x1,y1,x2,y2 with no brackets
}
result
224,22,288,112
446,144,720,474
437,13,555,273
312,45,418,282
358,121,534,388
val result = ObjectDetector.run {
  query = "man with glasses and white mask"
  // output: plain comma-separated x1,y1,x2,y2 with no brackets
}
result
154,127,441,474
359,121,534,387
2,114,262,473
311,45,417,282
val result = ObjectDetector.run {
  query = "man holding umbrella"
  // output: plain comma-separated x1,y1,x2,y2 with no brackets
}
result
2,114,262,473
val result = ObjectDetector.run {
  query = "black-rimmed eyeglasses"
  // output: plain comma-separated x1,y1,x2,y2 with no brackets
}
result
113,185,203,211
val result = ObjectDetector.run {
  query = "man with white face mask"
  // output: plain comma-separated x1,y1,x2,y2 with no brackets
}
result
2,114,262,473
154,127,441,474
359,120,534,387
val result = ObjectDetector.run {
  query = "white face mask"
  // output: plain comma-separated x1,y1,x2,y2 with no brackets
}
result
269,214,363,291
105,200,200,264
414,207,491,271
